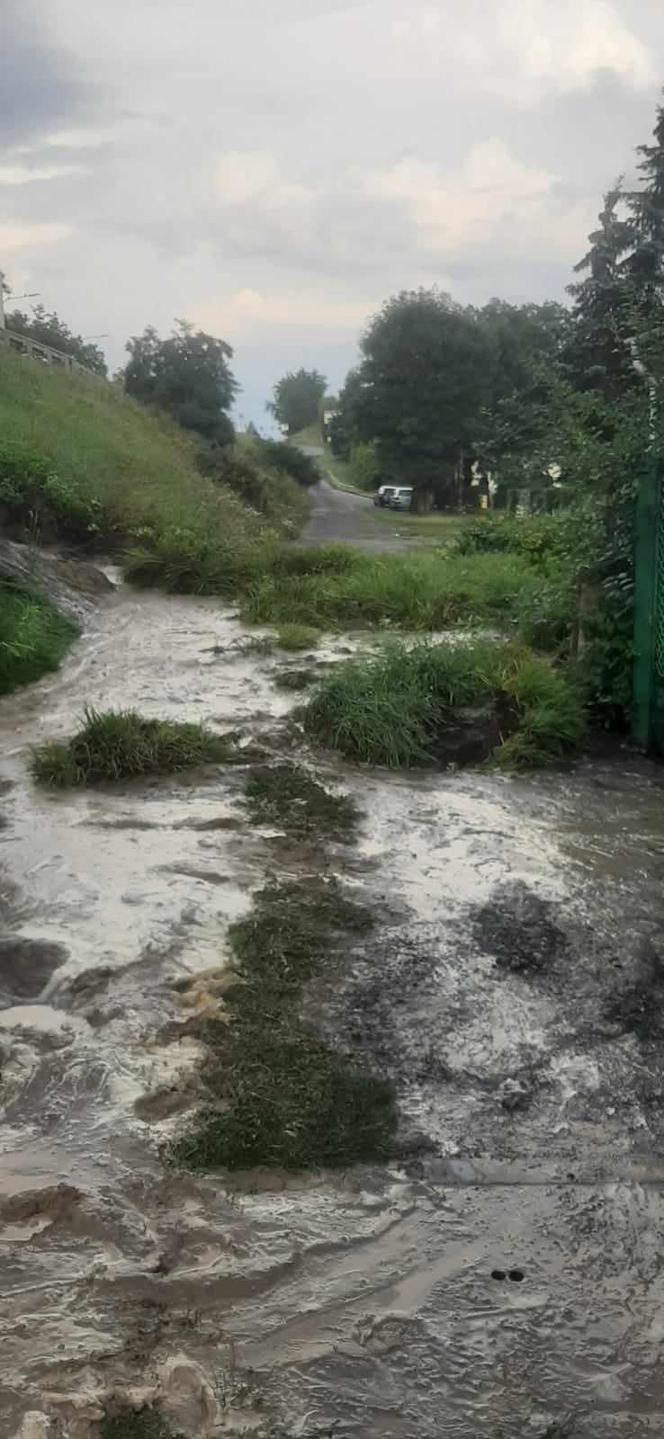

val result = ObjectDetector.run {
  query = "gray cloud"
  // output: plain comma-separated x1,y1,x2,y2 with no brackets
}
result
0,1,93,145
1,0,664,422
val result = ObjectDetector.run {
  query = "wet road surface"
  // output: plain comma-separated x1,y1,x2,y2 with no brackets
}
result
1,586,664,1437
302,472,424,553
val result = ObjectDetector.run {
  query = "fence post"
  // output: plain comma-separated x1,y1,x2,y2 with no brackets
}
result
632,456,660,750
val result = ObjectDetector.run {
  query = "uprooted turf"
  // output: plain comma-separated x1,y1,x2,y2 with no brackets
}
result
245,763,358,840
31,706,238,787
173,877,396,1172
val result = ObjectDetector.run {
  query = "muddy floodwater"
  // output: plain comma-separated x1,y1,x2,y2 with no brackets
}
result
2,584,664,1438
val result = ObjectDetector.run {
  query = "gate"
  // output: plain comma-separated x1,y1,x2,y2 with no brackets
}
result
633,455,664,752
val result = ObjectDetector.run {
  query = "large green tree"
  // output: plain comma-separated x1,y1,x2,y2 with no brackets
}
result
563,186,635,399
352,289,489,510
123,320,237,443
6,304,107,376
268,368,327,435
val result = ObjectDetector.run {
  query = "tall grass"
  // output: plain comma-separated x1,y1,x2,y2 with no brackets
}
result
0,582,78,694
244,548,544,632
302,641,584,769
31,707,236,787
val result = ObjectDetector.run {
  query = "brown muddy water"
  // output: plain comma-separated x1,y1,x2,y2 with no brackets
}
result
1,585,664,1439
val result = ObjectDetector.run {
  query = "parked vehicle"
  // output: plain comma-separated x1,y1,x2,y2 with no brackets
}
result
388,487,414,511
374,485,397,507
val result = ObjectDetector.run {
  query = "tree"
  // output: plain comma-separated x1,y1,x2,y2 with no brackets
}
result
268,368,327,435
563,186,635,399
5,304,108,376
479,299,571,409
123,320,237,444
625,102,664,317
352,289,490,510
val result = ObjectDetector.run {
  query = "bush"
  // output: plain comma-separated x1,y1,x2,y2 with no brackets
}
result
31,707,236,787
258,439,320,486
0,582,78,694
302,641,584,770
453,513,572,560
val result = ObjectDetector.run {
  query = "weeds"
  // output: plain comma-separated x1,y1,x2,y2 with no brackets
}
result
31,707,236,787
173,877,395,1172
245,763,358,840
302,641,584,770
0,582,78,694
276,623,321,651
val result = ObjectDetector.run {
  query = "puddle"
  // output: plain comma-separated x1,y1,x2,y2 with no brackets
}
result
1,585,664,1437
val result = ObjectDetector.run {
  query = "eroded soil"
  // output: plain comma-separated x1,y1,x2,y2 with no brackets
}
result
1,586,664,1438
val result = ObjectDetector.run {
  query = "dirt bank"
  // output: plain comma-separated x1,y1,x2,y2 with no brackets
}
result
1,584,664,1437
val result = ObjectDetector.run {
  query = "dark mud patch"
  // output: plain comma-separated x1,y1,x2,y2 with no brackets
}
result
101,1406,182,1439
245,762,358,842
0,935,68,1006
171,876,396,1173
175,815,243,832
604,940,664,1040
472,882,569,976
273,665,321,691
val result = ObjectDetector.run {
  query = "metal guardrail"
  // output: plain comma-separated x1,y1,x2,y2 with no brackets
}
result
0,325,101,379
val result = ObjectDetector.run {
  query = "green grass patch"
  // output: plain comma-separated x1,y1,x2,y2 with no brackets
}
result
243,548,545,633
173,877,395,1173
276,623,321,651
31,706,236,787
0,582,78,694
100,1408,181,1439
302,641,584,770
0,348,290,594
245,763,358,840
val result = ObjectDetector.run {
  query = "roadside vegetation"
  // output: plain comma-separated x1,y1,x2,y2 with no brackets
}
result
302,640,584,770
173,876,395,1172
0,582,78,695
31,707,237,787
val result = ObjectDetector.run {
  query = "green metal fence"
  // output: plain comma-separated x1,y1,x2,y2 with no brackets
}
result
633,455,664,751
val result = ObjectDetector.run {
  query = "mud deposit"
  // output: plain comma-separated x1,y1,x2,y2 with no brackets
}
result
1,586,664,1437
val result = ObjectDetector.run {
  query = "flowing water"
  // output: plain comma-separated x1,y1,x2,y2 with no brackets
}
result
2,584,664,1438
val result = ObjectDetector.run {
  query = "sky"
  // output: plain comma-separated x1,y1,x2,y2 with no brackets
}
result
2,0,664,426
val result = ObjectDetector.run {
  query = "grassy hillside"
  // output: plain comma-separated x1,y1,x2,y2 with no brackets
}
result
0,350,306,593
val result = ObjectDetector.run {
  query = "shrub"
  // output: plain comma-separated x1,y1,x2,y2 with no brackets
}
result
31,707,236,787
0,582,78,694
258,439,320,486
302,641,584,770
453,513,572,560
100,1409,181,1439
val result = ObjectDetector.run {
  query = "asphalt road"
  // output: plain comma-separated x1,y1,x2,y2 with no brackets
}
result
302,477,421,553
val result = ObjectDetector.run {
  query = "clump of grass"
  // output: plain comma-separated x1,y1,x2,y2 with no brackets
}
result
0,582,78,694
273,544,359,578
276,623,321,651
245,763,358,840
243,548,543,633
100,1407,181,1439
31,706,236,787
302,641,584,770
173,877,395,1172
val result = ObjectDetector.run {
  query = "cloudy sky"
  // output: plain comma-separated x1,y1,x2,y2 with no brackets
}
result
2,0,664,423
